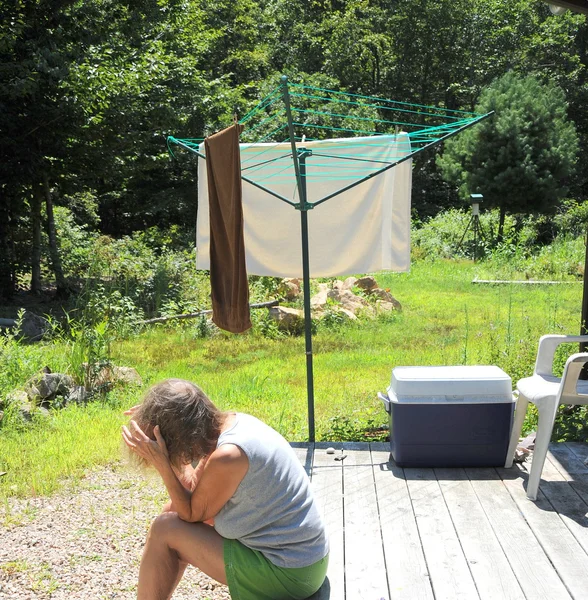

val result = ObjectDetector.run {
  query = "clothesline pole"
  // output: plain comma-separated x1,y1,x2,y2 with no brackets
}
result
281,75,316,442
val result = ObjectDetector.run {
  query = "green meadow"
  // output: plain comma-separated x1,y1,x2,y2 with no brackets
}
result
0,259,584,502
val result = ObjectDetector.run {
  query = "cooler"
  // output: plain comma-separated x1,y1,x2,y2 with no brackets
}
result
378,365,515,467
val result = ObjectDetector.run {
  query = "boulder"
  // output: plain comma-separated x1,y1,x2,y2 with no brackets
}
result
355,276,378,292
335,307,358,321
18,311,50,342
310,284,329,311
331,280,344,291
278,278,301,301
370,288,402,310
26,373,75,403
112,366,143,386
66,385,89,404
268,306,304,332
327,288,370,315
342,277,358,290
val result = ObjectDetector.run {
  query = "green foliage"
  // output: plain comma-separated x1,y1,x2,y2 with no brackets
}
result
438,72,579,236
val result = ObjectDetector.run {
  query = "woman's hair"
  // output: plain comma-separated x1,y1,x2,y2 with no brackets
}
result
132,379,225,465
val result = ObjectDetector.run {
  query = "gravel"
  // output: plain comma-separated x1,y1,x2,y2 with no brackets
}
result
0,463,231,599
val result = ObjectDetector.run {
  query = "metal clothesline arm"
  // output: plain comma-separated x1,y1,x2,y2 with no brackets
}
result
311,111,494,208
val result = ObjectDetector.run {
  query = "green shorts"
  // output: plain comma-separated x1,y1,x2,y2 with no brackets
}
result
223,538,329,600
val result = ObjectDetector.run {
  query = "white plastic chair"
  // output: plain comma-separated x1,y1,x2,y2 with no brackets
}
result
505,334,588,501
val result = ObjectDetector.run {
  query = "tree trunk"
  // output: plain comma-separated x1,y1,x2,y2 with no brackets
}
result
42,170,67,296
497,205,506,243
0,196,14,299
31,184,43,294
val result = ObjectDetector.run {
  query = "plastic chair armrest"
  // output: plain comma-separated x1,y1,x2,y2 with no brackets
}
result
535,335,588,377
559,353,588,402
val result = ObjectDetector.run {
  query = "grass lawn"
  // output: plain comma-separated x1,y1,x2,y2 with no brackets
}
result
0,259,583,502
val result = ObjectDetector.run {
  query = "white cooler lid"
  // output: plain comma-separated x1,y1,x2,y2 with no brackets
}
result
389,365,513,404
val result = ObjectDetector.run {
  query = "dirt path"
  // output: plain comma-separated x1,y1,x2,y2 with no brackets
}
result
0,464,230,600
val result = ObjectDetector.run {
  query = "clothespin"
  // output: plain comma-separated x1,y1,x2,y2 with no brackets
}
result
233,113,238,125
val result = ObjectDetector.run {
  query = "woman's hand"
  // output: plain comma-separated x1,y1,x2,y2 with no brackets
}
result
123,404,141,416
122,420,170,471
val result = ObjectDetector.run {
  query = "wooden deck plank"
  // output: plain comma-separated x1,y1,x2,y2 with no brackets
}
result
534,456,588,557
311,445,345,600
566,442,588,464
466,468,573,600
497,464,588,600
370,443,434,600
547,444,588,504
404,467,480,600
435,467,525,600
343,446,390,600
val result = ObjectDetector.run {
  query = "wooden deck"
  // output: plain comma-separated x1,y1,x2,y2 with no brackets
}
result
292,441,588,600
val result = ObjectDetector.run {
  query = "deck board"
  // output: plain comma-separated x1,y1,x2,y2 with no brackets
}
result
293,442,588,600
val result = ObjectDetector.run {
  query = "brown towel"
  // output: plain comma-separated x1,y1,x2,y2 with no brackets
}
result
204,124,252,333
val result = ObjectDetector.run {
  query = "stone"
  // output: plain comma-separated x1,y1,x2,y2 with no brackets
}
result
327,288,370,315
268,306,304,332
112,366,143,386
335,307,358,321
342,277,358,290
66,385,89,404
370,288,402,310
331,280,344,291
26,373,75,402
355,276,378,291
310,286,329,311
326,447,335,455
18,311,50,342
278,279,301,301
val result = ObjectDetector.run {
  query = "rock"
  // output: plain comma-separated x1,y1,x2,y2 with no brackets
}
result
335,307,358,321
268,306,304,332
377,301,395,312
91,365,143,389
18,311,50,342
327,288,370,315
342,277,358,290
25,373,75,402
17,401,50,421
66,385,89,404
278,279,301,301
355,276,378,291
310,285,329,311
5,389,29,407
370,288,402,310
112,366,143,386
331,280,344,291
326,447,335,455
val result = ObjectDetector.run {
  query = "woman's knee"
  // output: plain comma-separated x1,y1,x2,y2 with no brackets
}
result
149,511,182,541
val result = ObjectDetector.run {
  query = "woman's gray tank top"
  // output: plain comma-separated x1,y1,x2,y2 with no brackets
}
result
213,413,329,568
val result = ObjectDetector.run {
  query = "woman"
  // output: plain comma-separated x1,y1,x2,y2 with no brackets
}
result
122,378,329,600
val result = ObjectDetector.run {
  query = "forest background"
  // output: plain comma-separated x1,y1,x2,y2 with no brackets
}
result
1,0,588,300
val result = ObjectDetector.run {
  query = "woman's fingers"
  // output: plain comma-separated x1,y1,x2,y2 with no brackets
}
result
123,404,141,416
130,420,151,442
153,425,168,451
121,425,137,449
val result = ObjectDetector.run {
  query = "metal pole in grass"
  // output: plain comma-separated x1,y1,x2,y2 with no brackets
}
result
281,75,316,442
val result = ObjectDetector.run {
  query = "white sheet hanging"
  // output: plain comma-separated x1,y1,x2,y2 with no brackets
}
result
196,134,412,278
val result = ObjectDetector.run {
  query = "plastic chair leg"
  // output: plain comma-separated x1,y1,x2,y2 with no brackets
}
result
526,400,558,501
505,393,528,468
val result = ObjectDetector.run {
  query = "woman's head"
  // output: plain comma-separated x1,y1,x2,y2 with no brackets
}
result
132,379,224,465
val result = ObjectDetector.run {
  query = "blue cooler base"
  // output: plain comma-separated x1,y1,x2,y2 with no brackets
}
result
390,402,514,467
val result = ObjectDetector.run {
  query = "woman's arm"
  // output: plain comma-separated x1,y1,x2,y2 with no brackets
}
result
122,421,247,523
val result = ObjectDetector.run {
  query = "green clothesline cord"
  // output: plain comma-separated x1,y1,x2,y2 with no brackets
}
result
292,107,437,130
289,82,480,117
240,109,286,139
289,92,467,123
239,86,283,123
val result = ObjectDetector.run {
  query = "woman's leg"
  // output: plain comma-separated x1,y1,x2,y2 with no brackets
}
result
137,512,227,600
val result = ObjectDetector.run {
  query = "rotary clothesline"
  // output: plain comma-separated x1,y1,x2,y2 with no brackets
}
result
168,76,493,441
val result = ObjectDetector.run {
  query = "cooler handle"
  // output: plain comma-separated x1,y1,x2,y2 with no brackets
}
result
378,392,391,414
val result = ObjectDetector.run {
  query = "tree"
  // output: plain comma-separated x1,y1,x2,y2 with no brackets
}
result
437,72,579,239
